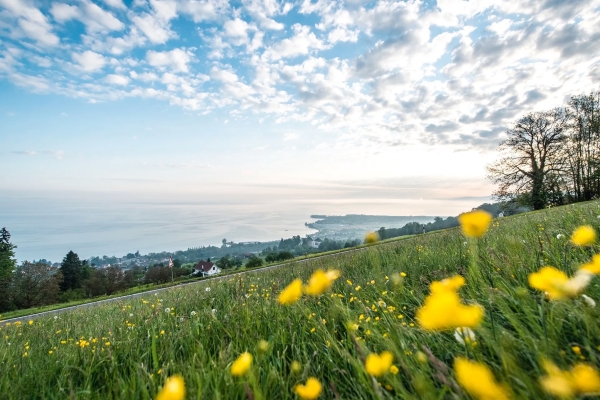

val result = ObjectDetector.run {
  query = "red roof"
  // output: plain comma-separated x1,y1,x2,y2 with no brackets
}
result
195,261,215,272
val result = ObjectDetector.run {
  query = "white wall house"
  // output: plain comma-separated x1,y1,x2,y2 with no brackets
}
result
194,261,221,277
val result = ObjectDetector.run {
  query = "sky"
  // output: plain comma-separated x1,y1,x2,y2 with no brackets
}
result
1,0,600,230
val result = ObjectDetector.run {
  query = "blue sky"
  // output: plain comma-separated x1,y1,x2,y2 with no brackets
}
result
2,0,600,216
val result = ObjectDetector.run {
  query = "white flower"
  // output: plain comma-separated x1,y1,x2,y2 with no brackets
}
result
245,294,250,298
556,234,563,239
164,308,171,313
129,313,133,317
179,317,184,322
581,294,596,308
205,287,211,292
53,316,58,320
463,241,468,246
211,309,217,314
454,327,476,345
190,311,196,316
597,215,600,219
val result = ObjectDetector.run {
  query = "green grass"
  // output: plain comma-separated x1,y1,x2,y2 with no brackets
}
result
1,201,600,399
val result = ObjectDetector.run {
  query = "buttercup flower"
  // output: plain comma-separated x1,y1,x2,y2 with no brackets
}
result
580,254,600,274
291,361,302,374
571,225,596,246
454,358,510,400
458,210,493,238
528,267,592,300
231,352,252,376
417,285,484,331
364,232,380,244
278,279,303,305
365,351,393,377
304,269,340,296
540,360,600,397
155,375,185,400
294,377,322,399
430,275,465,294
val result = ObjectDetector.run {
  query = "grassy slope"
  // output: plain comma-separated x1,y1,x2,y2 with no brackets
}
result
1,202,599,399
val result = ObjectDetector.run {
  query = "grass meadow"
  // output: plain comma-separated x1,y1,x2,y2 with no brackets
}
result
1,201,600,399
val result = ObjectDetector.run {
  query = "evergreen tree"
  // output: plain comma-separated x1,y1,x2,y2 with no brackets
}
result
60,250,83,291
0,227,17,312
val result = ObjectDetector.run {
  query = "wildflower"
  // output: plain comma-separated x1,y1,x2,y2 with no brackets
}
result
580,254,600,274
454,358,510,400
160,330,165,335
556,234,563,239
291,361,302,374
570,225,596,246
390,365,399,375
190,311,197,317
231,352,252,376
416,287,484,331
28,320,33,325
540,360,600,397
294,377,322,399
258,340,269,353
54,316,58,320
155,375,185,400
165,308,171,313
365,351,393,377
304,269,340,296
430,275,465,294
105,342,110,346
346,280,353,285
364,232,379,244
278,279,303,305
454,327,476,345
400,272,407,277
205,287,211,292
528,267,592,300
458,210,493,238
581,294,596,307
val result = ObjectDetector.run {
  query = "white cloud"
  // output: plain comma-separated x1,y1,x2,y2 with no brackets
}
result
102,0,126,9
49,3,80,22
0,0,60,46
130,71,159,81
52,1,124,33
266,24,328,60
72,50,107,72
105,74,129,85
146,48,192,72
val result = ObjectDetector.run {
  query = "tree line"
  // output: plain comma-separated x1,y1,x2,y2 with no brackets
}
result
487,91,600,210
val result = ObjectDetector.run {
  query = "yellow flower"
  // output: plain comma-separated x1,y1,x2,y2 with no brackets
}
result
291,361,302,374
528,267,592,300
155,375,185,400
258,340,269,353
278,279,303,305
28,320,33,325
365,351,393,377
580,254,600,274
390,365,399,375
416,290,484,331
454,358,510,400
105,342,110,347
540,360,600,397
294,377,322,399
458,210,493,238
304,269,340,296
430,275,465,294
364,231,379,244
570,225,596,246
231,352,252,376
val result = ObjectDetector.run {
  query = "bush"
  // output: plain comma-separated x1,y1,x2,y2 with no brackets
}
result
245,256,264,269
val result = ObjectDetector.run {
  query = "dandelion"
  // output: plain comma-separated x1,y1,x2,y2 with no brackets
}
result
364,232,379,244
28,320,33,325
294,377,322,400
230,352,252,376
205,287,211,292
211,309,216,314
570,225,596,246
278,279,303,305
580,254,600,274
165,308,171,313
304,269,340,296
190,311,196,317
155,375,185,400
528,267,592,300
390,365,399,375
458,210,493,238
365,351,393,377
430,275,465,294
454,327,476,345
454,358,510,400
556,234,563,239
540,360,600,397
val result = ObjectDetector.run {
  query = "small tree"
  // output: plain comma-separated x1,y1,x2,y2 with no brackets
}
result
0,228,17,312
12,262,63,309
246,256,263,269
60,251,84,291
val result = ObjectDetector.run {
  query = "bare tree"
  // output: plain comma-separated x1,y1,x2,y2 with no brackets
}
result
487,108,569,210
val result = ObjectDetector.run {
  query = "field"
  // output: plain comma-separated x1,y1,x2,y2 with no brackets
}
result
1,202,600,399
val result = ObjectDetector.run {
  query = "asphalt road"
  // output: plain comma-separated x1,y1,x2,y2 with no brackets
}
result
0,245,367,326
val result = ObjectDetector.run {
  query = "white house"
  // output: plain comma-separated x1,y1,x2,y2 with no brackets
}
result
193,260,221,277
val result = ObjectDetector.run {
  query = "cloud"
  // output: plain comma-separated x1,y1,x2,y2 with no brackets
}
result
105,74,129,85
11,150,36,155
1,0,60,46
42,150,65,159
146,48,192,72
51,1,124,33
266,24,328,60
72,50,107,72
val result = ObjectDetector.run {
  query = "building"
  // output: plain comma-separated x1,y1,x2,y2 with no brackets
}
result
193,260,221,277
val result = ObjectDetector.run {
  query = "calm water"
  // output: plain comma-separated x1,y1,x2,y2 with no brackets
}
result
0,193,486,262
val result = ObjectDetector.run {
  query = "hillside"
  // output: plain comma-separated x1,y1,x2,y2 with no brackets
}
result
1,201,600,399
